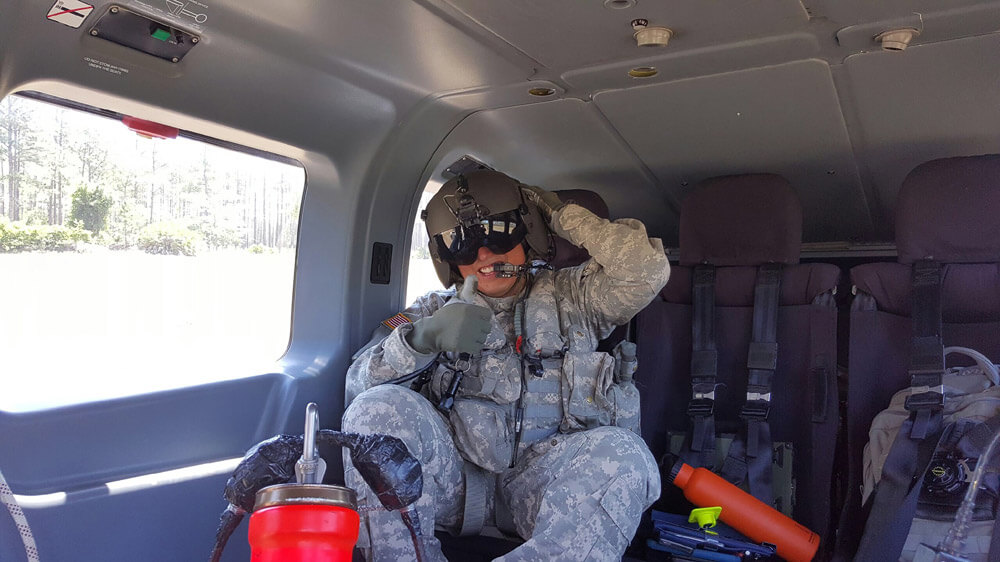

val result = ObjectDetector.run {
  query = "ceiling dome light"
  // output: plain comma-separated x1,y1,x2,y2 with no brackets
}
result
875,28,919,51
604,0,635,8
632,18,672,47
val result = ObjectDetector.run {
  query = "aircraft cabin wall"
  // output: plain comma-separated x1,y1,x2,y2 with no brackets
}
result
0,3,514,561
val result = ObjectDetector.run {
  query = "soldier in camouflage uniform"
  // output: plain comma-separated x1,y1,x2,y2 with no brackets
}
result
343,170,670,561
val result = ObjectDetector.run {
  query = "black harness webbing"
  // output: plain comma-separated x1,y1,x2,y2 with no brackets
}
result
907,260,947,439
855,419,949,560
855,260,946,560
683,264,718,468
721,263,782,505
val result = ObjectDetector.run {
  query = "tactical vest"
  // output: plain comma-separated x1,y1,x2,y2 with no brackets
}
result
424,269,640,474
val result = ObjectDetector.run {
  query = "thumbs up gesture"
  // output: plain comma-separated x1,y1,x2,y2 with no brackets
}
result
407,276,492,355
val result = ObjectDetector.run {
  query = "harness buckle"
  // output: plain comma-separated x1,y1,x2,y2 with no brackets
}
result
686,397,715,417
904,386,945,413
739,400,771,421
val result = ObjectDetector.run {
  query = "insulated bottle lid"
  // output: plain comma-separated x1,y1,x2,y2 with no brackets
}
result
668,459,684,483
254,483,358,511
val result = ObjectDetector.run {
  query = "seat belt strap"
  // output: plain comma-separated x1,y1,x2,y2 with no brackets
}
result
855,416,947,560
457,463,489,537
684,264,718,468
723,263,781,505
855,260,948,560
906,260,945,439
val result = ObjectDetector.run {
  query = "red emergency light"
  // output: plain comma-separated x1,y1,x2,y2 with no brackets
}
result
121,115,179,139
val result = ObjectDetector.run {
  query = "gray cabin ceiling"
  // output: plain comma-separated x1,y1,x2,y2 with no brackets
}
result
3,0,1000,246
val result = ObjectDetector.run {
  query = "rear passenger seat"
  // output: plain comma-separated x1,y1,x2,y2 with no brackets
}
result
634,174,841,544
836,154,1000,558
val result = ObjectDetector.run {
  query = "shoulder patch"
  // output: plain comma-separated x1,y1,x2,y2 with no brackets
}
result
382,313,412,330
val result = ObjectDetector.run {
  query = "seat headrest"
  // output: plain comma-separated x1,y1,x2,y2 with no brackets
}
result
679,174,802,267
896,154,1000,264
549,189,610,269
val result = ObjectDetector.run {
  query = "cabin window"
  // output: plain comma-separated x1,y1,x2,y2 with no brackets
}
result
406,178,445,304
0,93,305,411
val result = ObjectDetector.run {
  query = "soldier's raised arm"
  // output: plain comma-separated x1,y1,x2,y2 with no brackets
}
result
523,185,670,337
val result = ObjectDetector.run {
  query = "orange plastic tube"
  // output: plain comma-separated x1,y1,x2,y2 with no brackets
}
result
670,462,820,562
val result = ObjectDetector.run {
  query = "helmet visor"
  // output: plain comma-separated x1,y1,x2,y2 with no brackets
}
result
434,211,527,265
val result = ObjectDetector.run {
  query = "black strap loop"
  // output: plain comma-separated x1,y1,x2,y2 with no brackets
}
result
726,263,782,505
684,264,718,460
906,260,945,436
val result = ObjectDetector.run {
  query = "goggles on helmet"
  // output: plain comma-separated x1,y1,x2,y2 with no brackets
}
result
433,210,527,265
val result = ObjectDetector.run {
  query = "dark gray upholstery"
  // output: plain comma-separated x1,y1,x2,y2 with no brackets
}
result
636,174,840,543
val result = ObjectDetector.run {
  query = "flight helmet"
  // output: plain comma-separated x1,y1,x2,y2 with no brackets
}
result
422,170,552,286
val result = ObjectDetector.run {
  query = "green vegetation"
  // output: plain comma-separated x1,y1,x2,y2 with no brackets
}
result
0,219,90,252
0,94,303,255
70,186,113,235
137,221,199,256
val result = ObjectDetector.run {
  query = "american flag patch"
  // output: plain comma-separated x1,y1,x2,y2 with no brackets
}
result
382,313,412,330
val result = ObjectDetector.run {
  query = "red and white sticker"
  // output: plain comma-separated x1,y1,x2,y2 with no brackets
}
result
47,0,94,29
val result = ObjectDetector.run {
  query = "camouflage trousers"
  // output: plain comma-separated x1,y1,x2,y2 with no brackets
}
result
343,385,660,561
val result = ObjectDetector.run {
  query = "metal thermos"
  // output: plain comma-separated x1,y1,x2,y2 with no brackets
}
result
248,483,359,562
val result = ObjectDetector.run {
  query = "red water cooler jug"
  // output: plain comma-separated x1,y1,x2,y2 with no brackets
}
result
248,483,360,562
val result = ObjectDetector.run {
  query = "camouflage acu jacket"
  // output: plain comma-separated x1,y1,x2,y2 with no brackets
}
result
345,203,670,473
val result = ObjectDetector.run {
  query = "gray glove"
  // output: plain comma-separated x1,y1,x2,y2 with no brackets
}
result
407,276,492,355
521,184,567,223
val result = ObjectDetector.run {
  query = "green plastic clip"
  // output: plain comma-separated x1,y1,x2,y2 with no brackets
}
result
688,506,722,530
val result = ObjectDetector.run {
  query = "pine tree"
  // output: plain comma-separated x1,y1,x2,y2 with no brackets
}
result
0,96,41,221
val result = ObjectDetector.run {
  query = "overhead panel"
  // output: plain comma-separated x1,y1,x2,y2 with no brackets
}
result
426,99,676,240
594,59,871,243
562,33,820,94
834,4,1000,51
804,0,991,28
442,0,808,69
223,0,531,94
843,33,1000,231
